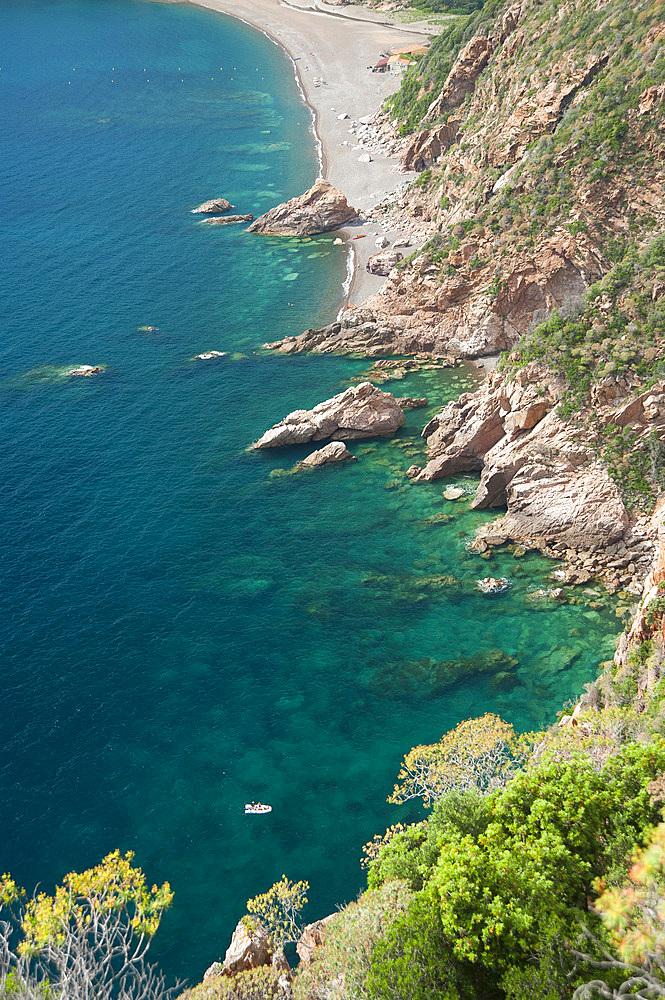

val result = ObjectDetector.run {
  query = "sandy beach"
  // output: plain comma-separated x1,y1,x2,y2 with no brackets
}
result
153,0,437,306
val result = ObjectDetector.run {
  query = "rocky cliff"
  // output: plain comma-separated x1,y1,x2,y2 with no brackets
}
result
269,0,665,360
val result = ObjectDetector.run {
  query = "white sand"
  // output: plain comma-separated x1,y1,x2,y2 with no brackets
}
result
153,0,435,307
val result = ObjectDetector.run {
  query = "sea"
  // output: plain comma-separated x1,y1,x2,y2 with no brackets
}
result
0,0,622,983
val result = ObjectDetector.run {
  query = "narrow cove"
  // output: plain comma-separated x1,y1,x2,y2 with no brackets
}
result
0,0,622,983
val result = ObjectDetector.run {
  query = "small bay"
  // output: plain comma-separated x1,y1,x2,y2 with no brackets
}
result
0,0,621,982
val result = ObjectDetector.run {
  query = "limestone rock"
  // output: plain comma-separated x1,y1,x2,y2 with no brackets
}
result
222,919,272,975
202,214,254,225
192,198,234,213
247,178,358,237
367,250,404,275
254,382,405,449
298,441,355,468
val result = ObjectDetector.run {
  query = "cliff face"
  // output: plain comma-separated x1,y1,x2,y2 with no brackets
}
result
271,0,665,361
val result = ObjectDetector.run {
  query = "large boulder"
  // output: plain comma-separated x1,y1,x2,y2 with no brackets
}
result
221,918,272,975
192,198,234,213
253,382,405,449
247,178,358,237
366,250,404,275
297,441,355,468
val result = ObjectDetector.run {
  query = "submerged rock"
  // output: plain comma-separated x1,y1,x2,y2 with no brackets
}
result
247,178,358,237
253,382,405,449
192,197,234,213
297,441,355,468
443,486,465,500
371,647,519,697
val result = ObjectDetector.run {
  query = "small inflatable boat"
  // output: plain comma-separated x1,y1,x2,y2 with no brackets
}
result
245,803,272,815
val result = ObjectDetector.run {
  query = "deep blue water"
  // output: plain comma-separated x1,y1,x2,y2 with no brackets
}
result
0,0,623,985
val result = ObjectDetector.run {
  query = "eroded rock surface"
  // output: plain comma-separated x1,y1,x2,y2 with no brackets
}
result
253,382,405,449
247,178,358,237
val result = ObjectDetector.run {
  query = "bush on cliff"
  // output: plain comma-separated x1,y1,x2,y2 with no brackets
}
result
361,737,665,999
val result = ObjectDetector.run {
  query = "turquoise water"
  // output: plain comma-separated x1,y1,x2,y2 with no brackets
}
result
0,0,622,984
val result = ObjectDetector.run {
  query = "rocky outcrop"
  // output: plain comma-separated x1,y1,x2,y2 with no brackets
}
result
202,214,254,225
221,918,273,975
414,364,659,578
192,198,234,213
297,441,355,468
253,382,405,449
488,53,608,167
247,179,358,237
424,36,495,123
366,249,404,275
402,119,461,172
296,915,335,966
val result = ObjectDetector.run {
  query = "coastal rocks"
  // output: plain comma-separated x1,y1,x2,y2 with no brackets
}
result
416,363,639,573
196,350,226,360
480,464,629,550
68,365,103,376
366,249,403,275
192,198,234,213
443,486,465,500
297,441,355,468
253,382,405,448
247,178,358,237
221,918,273,975
202,214,254,225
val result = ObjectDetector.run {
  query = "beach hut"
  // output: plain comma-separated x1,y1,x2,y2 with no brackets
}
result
373,57,389,73
387,54,413,73
389,43,430,56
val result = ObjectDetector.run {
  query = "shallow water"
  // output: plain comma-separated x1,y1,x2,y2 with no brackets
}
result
0,0,622,983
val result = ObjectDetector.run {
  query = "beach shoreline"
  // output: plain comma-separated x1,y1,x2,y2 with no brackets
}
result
149,0,431,308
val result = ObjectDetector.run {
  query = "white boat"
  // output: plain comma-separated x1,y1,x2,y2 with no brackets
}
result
245,803,272,814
